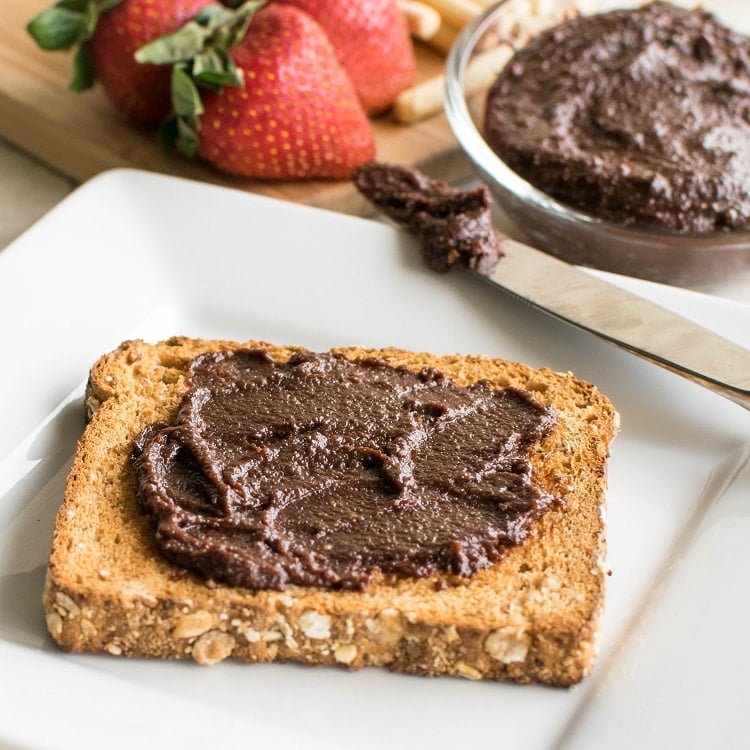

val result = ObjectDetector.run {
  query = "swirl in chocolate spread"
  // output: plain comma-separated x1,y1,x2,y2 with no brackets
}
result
132,349,557,590
484,2,750,233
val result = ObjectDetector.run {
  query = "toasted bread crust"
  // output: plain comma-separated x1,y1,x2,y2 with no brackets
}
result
44,337,618,685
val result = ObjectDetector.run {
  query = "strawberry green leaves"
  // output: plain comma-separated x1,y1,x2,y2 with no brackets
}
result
160,67,203,156
135,1,263,156
135,4,252,88
27,0,124,90
27,6,89,50
27,0,214,123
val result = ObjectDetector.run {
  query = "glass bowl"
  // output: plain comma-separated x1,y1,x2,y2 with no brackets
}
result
443,0,750,291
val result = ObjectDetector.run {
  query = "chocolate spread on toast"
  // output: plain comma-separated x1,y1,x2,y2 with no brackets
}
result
133,349,556,590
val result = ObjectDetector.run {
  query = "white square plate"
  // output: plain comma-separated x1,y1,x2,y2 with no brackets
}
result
0,169,748,749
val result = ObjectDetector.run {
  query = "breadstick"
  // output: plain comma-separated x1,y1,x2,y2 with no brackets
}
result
418,0,482,29
422,20,460,55
399,0,442,40
392,74,445,124
464,43,514,94
393,43,513,123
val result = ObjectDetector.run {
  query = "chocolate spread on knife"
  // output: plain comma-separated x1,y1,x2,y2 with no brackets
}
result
132,349,557,590
484,2,750,233
352,162,502,273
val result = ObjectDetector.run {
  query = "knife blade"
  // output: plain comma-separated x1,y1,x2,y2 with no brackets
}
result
481,237,750,410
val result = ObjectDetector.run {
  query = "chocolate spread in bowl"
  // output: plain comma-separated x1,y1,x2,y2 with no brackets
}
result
132,348,557,591
484,2,750,233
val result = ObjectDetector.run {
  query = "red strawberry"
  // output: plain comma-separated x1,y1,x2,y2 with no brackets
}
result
27,0,211,124
273,0,415,114
137,2,375,179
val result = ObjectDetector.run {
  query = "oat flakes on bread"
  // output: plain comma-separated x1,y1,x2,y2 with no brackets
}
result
44,337,618,686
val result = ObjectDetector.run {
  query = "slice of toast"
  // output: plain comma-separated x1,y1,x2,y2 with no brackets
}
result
44,337,618,686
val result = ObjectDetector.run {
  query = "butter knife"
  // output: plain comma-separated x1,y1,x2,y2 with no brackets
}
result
482,236,750,410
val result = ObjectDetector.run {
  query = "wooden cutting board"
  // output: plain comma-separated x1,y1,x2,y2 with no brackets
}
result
0,0,472,215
